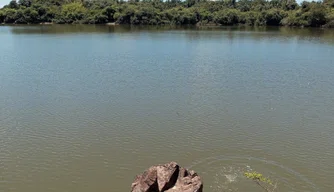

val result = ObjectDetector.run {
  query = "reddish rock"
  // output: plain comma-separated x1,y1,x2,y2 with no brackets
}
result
131,167,158,192
166,169,203,192
131,162,203,192
157,162,180,191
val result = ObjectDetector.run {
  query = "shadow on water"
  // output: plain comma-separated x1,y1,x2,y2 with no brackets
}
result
2,24,334,44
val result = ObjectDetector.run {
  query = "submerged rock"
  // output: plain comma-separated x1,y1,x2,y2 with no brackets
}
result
131,162,203,192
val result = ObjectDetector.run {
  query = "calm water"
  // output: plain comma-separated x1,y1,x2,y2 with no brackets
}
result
0,25,334,192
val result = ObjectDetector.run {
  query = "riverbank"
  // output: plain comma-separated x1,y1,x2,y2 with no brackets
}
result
1,22,333,29
0,0,333,28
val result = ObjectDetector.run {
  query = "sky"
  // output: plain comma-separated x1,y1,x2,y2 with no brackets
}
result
0,0,8,8
0,0,9,8
0,0,311,9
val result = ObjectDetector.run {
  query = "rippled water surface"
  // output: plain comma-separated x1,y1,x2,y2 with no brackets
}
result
0,25,334,192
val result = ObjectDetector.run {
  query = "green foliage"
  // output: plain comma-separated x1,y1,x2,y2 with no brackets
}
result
280,11,307,26
281,0,298,11
8,0,19,9
244,171,273,185
60,2,87,23
327,8,334,24
244,171,277,192
239,11,256,25
3,8,18,23
265,9,285,25
0,0,332,27
214,9,240,25
324,0,334,8
14,7,38,23
237,0,252,12
306,4,327,27
0,10,5,23
19,0,33,7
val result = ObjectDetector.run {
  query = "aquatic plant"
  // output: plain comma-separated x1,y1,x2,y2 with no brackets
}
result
244,171,277,192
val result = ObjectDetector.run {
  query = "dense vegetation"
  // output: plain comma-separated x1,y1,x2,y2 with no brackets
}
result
0,0,333,27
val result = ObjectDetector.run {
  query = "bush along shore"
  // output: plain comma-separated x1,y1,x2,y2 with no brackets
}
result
0,0,333,27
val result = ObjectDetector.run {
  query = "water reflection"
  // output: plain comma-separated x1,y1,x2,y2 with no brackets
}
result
3,25,333,44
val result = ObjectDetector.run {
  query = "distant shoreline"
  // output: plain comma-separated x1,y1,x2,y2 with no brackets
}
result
0,23,332,29
0,0,333,28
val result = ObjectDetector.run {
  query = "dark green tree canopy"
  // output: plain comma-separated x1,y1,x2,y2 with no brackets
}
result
0,0,333,27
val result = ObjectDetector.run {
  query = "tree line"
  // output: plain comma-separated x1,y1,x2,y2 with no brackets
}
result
0,0,333,27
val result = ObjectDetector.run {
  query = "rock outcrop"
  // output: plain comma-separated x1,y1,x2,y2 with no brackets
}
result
131,162,203,192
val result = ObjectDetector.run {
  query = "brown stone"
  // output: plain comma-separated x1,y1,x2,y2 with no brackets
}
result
157,162,179,191
131,162,203,192
165,168,202,192
131,167,158,192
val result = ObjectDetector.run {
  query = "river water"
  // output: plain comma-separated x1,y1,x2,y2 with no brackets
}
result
0,25,333,192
